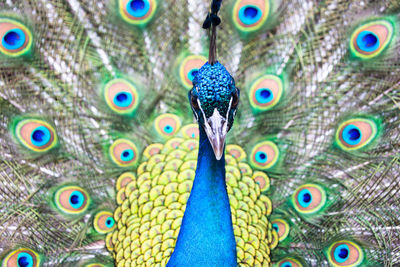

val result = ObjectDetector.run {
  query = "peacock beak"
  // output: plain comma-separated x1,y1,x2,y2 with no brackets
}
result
204,108,227,160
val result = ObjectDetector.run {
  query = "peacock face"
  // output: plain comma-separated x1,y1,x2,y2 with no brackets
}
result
189,62,239,160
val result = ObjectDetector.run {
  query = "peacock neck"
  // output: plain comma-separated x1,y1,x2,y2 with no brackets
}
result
167,126,237,267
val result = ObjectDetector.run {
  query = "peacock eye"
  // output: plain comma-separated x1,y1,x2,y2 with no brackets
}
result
327,240,364,266
231,89,239,108
109,138,139,167
276,258,302,267
232,0,270,33
13,118,58,153
252,171,270,193
119,0,158,25
103,78,139,116
93,211,116,234
180,124,199,139
154,113,182,138
0,18,33,57
179,55,207,89
248,74,284,112
292,184,326,214
191,93,199,109
2,248,41,267
53,185,91,215
249,140,279,170
335,118,378,151
350,19,394,59
271,218,290,242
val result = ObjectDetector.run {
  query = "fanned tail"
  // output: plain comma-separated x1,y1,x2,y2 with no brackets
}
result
0,0,400,266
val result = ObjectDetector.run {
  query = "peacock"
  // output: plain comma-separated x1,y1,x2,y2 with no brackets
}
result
0,0,400,266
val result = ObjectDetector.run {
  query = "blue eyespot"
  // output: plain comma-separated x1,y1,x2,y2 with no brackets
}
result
127,0,150,18
106,217,115,228
121,149,134,162
282,263,292,267
334,244,350,263
342,125,362,145
17,252,33,267
298,188,312,208
238,5,262,25
356,31,379,53
30,126,51,147
255,151,268,163
93,211,116,233
164,125,173,134
113,91,133,108
188,69,199,82
255,88,273,104
69,190,85,209
272,223,279,232
250,141,279,170
109,139,138,167
2,28,26,50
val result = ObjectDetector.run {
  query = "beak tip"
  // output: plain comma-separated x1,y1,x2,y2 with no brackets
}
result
215,152,223,161
211,144,224,160
210,141,225,161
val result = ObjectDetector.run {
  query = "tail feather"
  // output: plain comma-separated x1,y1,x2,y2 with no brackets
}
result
0,0,400,266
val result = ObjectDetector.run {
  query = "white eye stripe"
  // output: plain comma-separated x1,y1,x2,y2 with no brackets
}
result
199,102,208,125
192,107,198,120
223,97,233,131
227,97,233,117
197,98,202,110
193,92,236,124
192,99,202,120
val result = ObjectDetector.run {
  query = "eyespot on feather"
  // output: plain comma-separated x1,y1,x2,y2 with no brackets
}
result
119,0,158,25
154,114,182,138
327,240,364,267
181,139,198,151
0,18,33,57
271,218,289,242
103,78,139,115
164,137,184,152
13,119,58,153
53,185,91,215
143,143,163,159
350,19,394,59
335,118,377,151
276,258,303,267
252,171,270,192
109,139,139,167
292,184,326,214
93,211,116,234
116,172,136,191
249,141,279,170
226,144,246,161
238,162,252,176
178,55,207,89
180,124,199,139
2,248,41,267
248,74,283,112
232,0,270,33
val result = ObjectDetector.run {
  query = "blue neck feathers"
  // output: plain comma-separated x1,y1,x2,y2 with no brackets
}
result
167,126,237,267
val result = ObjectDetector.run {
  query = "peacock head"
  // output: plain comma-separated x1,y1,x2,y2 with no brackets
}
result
189,62,239,160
